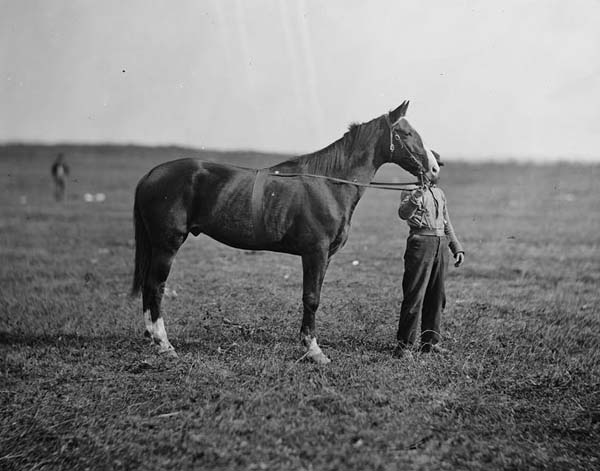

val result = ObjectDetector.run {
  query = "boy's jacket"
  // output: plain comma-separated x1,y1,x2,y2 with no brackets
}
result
398,186,464,256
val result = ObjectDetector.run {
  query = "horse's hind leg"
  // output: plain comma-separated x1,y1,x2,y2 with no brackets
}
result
143,244,182,357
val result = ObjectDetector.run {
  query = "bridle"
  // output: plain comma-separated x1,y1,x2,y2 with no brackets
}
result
384,113,427,186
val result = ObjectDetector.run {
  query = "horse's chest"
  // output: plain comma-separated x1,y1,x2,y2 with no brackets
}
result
330,218,351,253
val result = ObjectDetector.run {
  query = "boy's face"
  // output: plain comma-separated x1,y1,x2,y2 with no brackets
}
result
428,174,440,184
428,150,443,184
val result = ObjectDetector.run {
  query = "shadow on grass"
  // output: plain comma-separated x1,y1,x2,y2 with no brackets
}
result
1,328,395,362
0,330,141,351
324,335,394,355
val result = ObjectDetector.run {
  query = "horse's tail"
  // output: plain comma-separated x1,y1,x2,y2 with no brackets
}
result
131,190,151,297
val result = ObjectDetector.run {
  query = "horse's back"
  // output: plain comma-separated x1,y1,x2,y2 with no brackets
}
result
136,159,253,199
139,158,236,186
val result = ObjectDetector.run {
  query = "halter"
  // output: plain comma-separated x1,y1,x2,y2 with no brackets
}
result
384,113,427,185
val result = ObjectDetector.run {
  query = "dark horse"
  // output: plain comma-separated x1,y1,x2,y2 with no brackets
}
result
131,101,440,363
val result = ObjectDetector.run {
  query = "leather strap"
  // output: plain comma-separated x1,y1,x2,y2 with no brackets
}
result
251,169,268,242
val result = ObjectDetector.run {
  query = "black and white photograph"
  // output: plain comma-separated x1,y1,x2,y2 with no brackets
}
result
1,1,598,469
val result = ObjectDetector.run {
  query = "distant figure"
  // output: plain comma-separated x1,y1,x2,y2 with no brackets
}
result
51,153,69,201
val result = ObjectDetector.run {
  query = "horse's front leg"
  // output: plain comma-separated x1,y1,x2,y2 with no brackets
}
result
300,250,331,364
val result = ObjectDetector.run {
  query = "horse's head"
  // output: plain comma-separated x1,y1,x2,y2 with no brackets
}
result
384,101,440,181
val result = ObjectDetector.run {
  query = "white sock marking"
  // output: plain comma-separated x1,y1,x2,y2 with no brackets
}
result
144,311,153,337
144,311,174,352
307,337,323,357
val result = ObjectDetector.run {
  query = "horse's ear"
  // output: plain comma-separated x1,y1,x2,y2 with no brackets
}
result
390,100,410,122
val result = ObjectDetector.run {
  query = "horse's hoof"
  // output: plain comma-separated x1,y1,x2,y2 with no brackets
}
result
303,337,331,364
160,348,179,359
308,351,331,365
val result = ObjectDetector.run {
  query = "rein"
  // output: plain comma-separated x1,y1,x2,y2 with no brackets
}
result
251,170,419,242
267,171,420,191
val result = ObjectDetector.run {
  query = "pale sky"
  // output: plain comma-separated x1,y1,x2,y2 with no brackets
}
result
2,0,599,161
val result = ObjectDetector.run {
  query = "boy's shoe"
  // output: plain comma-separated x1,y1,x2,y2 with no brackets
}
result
393,344,413,359
420,343,449,355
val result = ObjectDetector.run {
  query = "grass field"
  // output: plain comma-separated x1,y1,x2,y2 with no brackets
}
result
1,144,599,470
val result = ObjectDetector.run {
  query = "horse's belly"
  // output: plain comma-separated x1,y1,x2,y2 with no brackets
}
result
200,220,256,249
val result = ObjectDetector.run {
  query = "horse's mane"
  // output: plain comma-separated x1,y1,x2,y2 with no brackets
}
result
278,117,382,176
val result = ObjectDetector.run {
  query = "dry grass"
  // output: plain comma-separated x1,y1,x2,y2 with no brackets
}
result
1,145,599,470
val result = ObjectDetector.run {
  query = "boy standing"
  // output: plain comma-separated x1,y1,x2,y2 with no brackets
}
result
394,164,464,358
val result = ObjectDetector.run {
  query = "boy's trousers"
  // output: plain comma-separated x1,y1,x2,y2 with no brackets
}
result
397,234,449,347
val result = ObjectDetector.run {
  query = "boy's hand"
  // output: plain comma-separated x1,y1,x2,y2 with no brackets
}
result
410,188,424,203
454,252,464,267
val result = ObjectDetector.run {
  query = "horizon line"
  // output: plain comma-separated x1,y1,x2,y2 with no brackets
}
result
1,140,598,164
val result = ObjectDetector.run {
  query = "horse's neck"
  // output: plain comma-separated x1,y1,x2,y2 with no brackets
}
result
335,138,383,185
273,121,384,183
308,141,380,183
347,151,380,184
334,122,384,183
